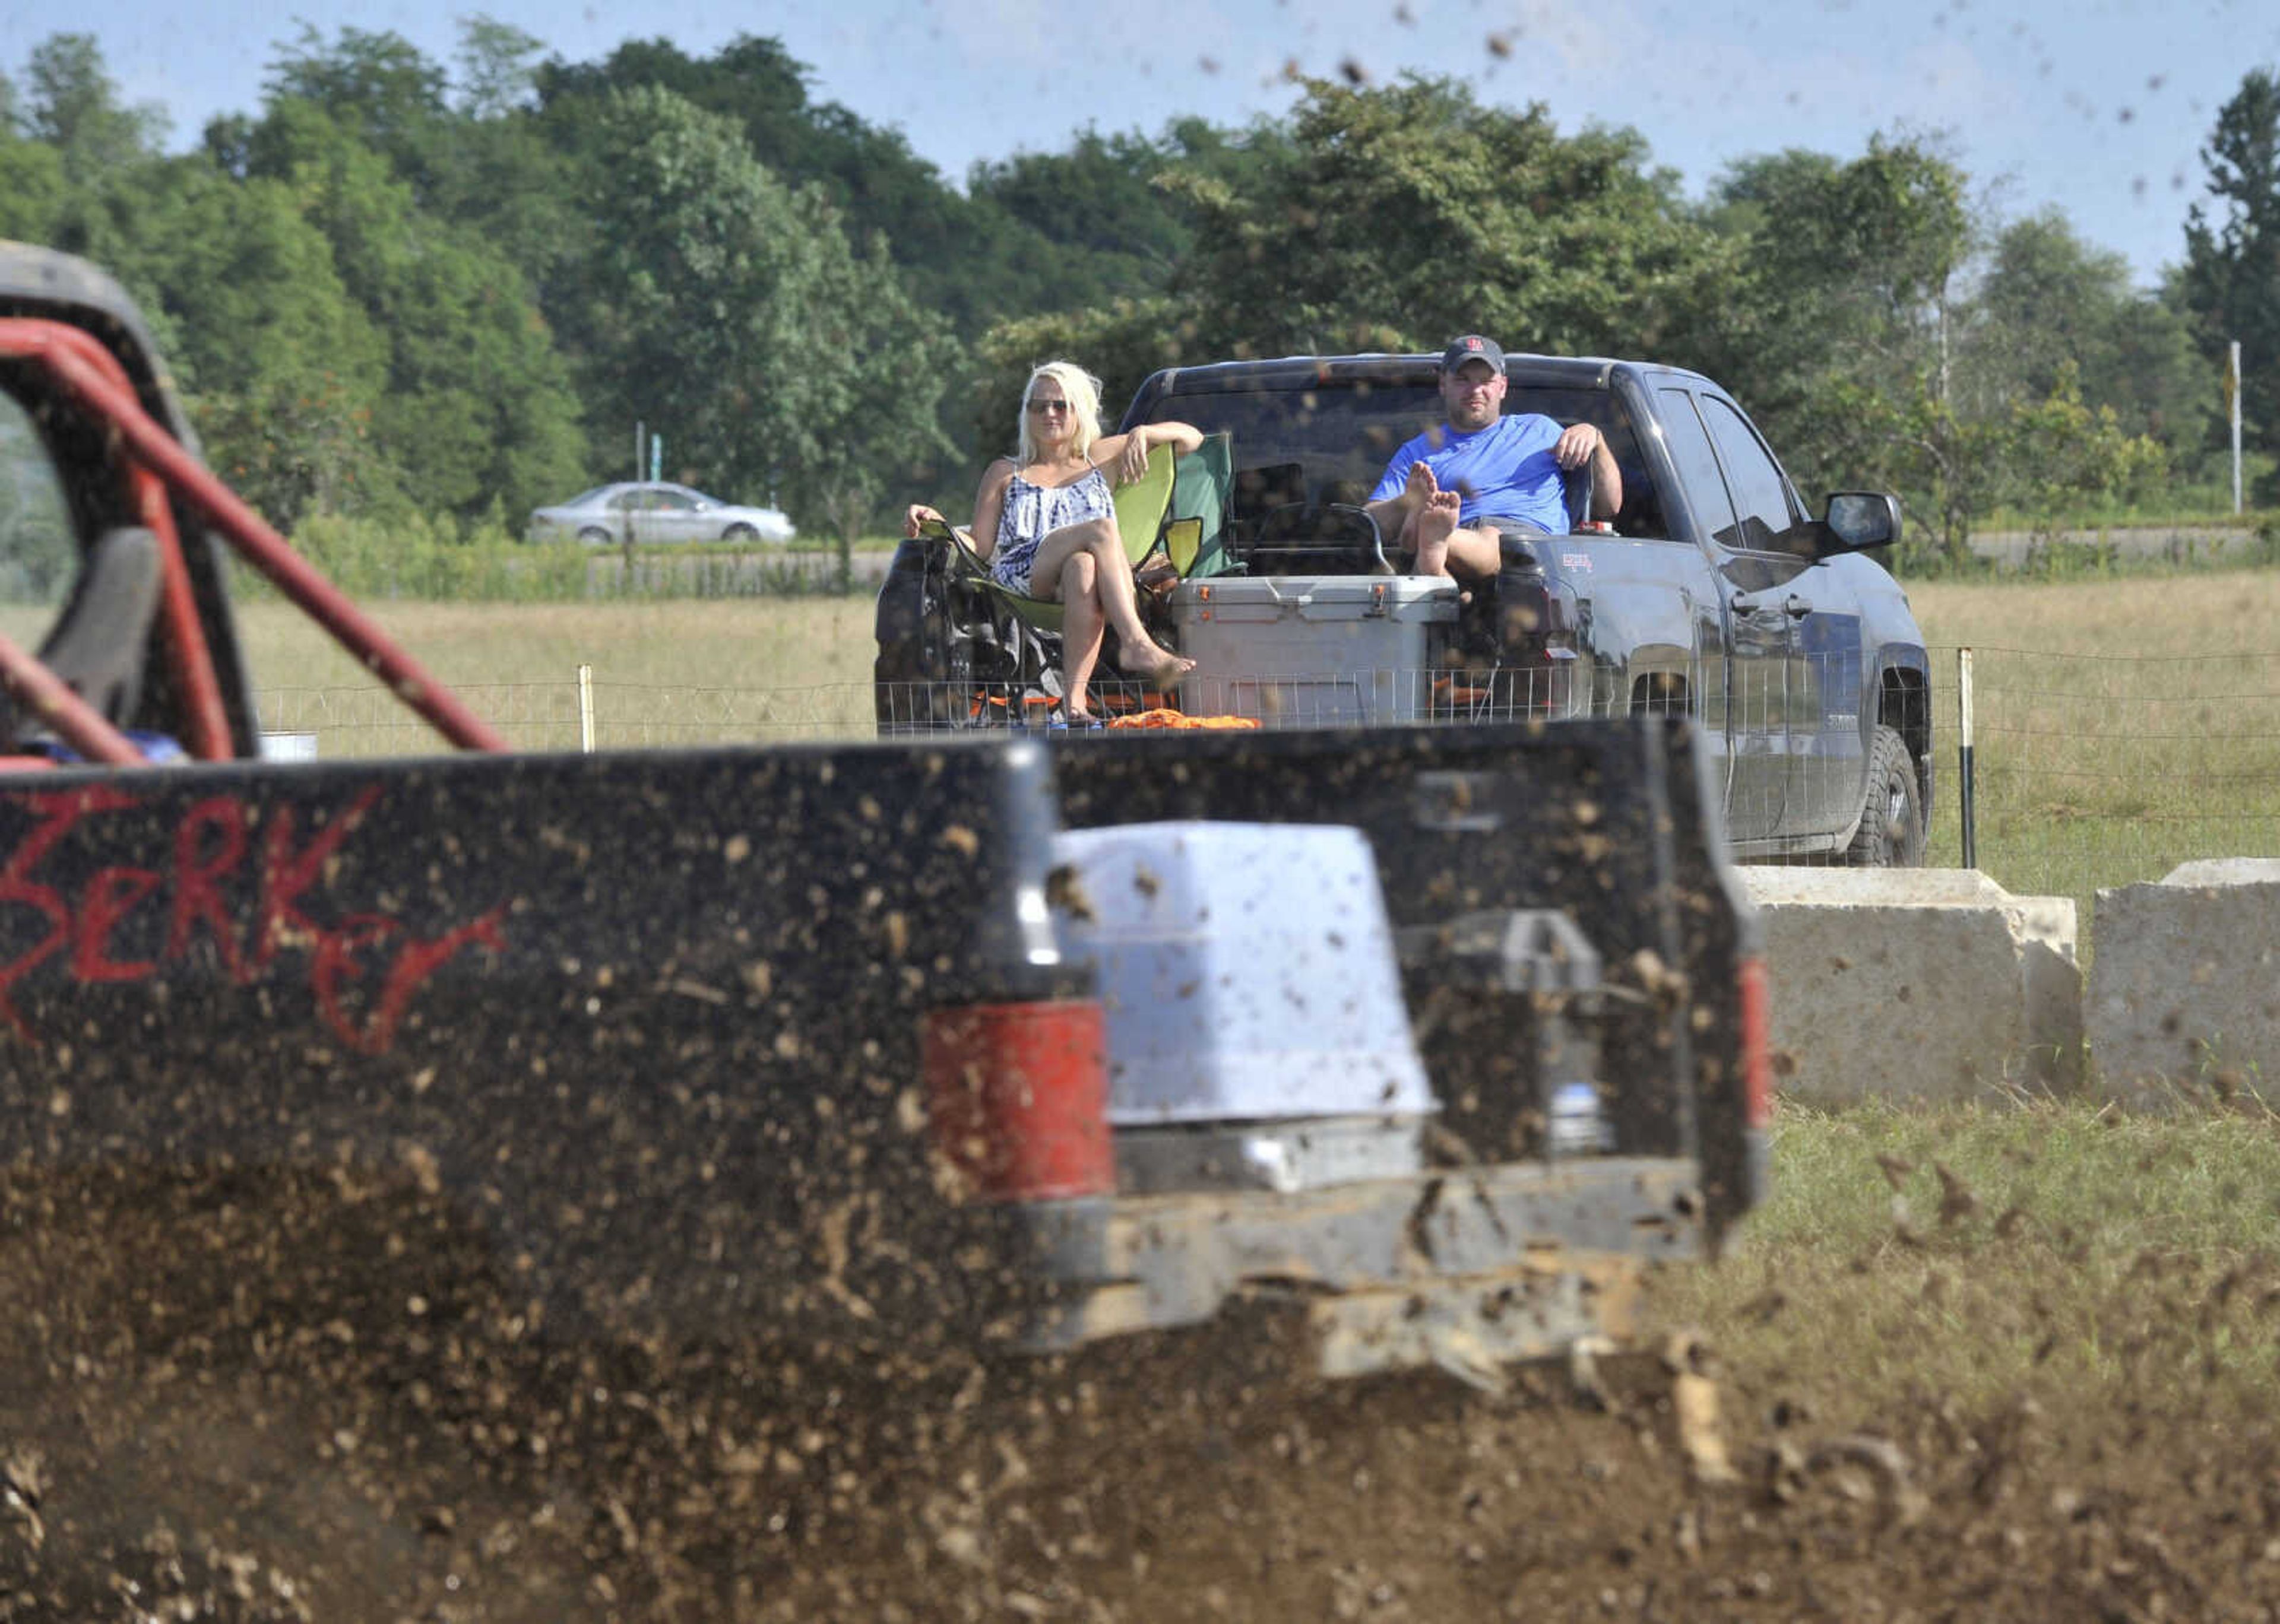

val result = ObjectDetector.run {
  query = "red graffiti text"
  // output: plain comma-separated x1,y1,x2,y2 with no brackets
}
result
0,785,506,1054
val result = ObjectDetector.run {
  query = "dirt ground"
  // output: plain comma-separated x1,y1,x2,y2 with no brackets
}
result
5,1169,2279,1623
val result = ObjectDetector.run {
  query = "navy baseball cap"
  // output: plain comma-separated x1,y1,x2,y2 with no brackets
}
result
1439,335,1506,373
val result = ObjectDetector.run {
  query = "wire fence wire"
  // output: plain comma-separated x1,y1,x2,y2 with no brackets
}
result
255,680,877,756
258,644,2280,912
1920,643,2280,910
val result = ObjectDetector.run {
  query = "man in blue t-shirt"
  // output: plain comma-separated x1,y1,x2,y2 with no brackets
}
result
1365,335,1622,582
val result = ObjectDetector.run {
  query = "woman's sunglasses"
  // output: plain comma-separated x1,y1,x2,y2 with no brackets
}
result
1025,398,1073,415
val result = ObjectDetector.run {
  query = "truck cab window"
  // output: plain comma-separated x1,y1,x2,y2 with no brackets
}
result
1702,397,1803,553
0,389,80,645
1656,389,1740,547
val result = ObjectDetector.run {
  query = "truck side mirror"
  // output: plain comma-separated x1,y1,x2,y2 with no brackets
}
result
1820,491,1901,552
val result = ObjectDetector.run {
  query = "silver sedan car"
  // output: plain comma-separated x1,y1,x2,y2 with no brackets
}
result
526,483,797,547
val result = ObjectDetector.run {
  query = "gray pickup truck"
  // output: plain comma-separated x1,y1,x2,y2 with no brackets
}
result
877,350,1933,865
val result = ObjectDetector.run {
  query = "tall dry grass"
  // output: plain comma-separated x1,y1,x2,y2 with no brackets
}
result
1908,572,2280,916
240,598,880,754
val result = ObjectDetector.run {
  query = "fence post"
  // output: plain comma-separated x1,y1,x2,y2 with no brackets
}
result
1958,646,1976,871
578,663,596,754
2231,340,2244,518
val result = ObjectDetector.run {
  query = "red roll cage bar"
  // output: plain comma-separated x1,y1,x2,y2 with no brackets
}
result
0,317,508,763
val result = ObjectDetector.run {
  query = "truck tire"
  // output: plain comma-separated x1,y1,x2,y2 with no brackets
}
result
1846,724,1924,867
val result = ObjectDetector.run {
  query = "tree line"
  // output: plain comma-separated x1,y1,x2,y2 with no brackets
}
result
1,26,2273,568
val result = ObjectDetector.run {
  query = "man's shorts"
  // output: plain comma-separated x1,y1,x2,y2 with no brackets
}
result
1397,514,1550,557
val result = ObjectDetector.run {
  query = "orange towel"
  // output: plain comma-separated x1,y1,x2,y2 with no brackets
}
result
1104,711,1261,730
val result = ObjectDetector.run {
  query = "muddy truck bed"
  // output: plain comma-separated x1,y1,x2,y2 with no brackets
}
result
1,246,1763,1375
2,714,1760,1375
0,242,1782,1618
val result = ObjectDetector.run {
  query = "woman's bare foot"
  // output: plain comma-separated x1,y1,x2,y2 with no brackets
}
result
1412,489,1461,578
1115,642,1196,692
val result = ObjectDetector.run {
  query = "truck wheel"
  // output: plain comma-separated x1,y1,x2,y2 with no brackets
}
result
1846,724,1924,866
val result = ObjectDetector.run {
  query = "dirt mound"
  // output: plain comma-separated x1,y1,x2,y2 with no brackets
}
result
2,1169,2272,1621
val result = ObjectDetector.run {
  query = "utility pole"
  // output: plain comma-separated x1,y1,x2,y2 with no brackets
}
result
2230,341,2244,518
634,420,645,484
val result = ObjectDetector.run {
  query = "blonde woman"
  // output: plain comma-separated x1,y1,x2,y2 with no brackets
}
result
907,360,1199,721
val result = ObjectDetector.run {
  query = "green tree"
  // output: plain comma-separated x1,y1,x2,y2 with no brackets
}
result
23,34,166,182
454,15,544,120
1696,137,1970,472
1691,137,1989,556
560,87,955,537
1825,364,2166,561
125,160,397,525
967,78,1724,464
803,231,962,565
262,23,446,157
419,112,581,314
967,129,1198,306
243,98,586,521
2181,66,2280,501
0,122,64,241
0,36,192,395
535,35,1063,336
1966,211,2211,467
11,33,167,272
1161,75,1722,362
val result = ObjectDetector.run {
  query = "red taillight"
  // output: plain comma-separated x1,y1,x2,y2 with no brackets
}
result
922,1000,1112,1201
1737,957,1772,1129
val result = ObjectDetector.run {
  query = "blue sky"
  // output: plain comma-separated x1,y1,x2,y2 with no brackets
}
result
7,0,2275,288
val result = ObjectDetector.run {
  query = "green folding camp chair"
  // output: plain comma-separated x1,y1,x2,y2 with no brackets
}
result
957,443,1181,632
1162,432,1235,579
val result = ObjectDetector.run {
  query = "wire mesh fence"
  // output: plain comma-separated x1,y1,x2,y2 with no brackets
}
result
1919,643,2280,912
256,643,2280,918
256,679,875,756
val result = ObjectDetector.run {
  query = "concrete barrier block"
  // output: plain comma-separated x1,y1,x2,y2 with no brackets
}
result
1738,867,2081,1105
2086,863,2280,1106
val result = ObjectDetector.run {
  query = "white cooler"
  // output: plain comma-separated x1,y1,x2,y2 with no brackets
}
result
1050,820,1436,1193
1168,575,1460,726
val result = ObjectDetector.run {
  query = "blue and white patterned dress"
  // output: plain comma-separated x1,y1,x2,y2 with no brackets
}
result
991,465,1116,596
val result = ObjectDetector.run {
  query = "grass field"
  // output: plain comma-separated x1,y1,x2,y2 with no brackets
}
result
1908,572,2280,919
220,568,2280,915
1663,1098,2280,1426
238,597,882,754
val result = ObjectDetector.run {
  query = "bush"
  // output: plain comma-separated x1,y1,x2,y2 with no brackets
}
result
224,512,873,602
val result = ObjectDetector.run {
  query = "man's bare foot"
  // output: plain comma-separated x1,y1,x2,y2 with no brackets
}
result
1115,642,1196,692
1413,489,1461,578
